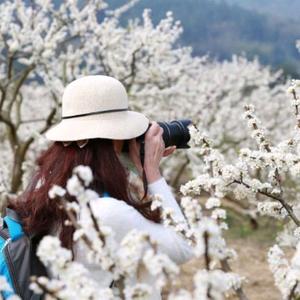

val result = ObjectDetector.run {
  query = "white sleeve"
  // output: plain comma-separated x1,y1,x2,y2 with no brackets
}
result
148,177,185,222
90,197,193,264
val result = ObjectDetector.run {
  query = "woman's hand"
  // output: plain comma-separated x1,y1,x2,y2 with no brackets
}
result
143,122,176,183
128,122,176,183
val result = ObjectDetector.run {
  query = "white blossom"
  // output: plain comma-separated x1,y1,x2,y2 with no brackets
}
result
205,197,221,209
48,185,66,199
124,283,152,300
193,269,243,300
66,175,84,197
73,166,93,187
257,202,288,219
0,276,13,292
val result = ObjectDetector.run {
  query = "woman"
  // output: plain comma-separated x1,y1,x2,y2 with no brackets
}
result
12,75,193,299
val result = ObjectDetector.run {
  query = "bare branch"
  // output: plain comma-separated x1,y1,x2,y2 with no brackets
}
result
0,113,18,146
8,64,35,112
288,280,298,300
39,107,57,135
20,118,46,124
121,45,142,92
0,84,6,111
7,54,14,80
97,52,112,76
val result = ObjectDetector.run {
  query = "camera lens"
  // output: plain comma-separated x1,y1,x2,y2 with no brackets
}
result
158,119,192,149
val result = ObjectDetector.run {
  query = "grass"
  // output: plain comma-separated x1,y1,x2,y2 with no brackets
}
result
225,208,284,244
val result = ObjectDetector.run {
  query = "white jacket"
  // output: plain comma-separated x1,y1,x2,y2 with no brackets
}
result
74,177,194,299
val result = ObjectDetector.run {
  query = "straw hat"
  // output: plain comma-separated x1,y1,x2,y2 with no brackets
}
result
45,75,149,141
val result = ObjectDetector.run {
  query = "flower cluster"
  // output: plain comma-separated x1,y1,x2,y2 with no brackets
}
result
0,276,20,300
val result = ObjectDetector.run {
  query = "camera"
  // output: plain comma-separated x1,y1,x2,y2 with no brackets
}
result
137,119,192,149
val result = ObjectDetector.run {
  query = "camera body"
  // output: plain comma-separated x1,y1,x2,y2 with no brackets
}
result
121,119,192,168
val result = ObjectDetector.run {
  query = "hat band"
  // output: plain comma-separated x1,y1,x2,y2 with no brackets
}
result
62,108,128,119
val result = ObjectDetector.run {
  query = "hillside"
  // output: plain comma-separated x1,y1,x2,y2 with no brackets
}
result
107,0,300,76
223,0,300,21
3,0,299,76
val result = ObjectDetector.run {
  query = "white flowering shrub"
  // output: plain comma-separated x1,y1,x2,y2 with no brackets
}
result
183,81,300,299
0,0,293,212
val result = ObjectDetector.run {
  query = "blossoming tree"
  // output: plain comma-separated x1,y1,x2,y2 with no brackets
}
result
7,78,300,298
1,2,300,298
182,80,300,299
0,0,292,211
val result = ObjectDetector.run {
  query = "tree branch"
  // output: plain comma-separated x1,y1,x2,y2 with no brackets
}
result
233,179,300,227
288,280,298,300
39,107,57,135
121,45,143,92
8,64,35,112
0,84,6,112
220,258,249,300
0,113,18,146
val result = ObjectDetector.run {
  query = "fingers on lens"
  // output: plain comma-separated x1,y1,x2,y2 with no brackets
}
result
150,122,160,135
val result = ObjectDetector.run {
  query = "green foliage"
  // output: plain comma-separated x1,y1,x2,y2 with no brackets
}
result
225,209,284,243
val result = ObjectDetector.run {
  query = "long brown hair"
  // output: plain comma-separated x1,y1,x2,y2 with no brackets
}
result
10,139,160,249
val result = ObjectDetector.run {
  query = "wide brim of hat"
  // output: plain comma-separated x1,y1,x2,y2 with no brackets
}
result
45,111,149,141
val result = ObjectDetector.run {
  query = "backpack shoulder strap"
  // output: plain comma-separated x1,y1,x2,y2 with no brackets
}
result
4,208,24,241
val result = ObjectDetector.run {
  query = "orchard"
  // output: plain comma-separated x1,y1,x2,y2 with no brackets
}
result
0,1,300,299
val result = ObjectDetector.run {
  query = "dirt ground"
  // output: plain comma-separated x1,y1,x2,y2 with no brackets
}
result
177,238,282,300
181,239,281,300
165,212,291,300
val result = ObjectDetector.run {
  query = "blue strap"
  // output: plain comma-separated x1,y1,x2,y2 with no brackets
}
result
102,191,110,197
3,217,24,241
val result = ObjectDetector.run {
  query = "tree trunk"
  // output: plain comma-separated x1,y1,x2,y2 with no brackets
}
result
11,143,28,193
